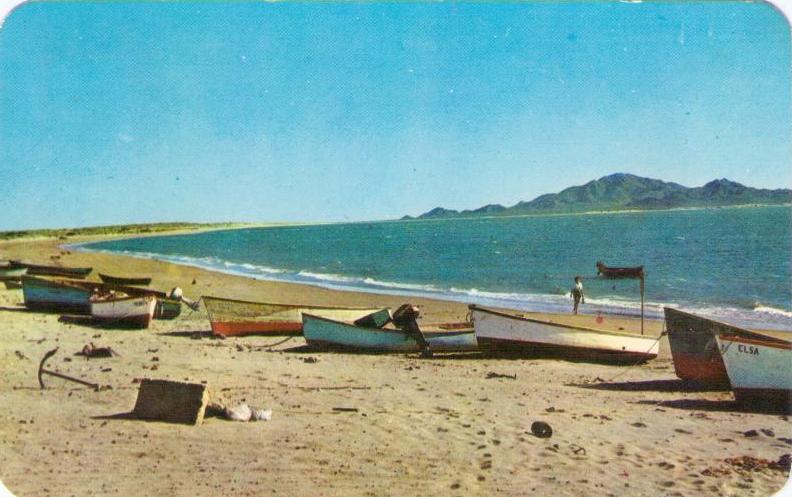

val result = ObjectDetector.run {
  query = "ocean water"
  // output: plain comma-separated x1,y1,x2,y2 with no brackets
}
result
79,206,792,330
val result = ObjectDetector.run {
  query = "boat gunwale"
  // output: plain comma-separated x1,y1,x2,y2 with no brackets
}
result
717,334,792,351
90,294,157,305
664,307,789,344
22,275,167,298
469,304,657,340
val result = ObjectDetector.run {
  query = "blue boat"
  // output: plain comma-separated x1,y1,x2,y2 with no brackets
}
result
21,276,97,313
21,276,168,315
302,313,478,353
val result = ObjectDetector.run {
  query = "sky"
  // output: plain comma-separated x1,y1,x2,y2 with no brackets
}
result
0,1,789,230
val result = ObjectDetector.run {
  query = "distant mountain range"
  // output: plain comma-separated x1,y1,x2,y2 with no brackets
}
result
402,173,791,220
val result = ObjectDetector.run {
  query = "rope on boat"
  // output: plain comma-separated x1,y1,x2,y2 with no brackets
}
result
259,336,294,349
597,319,667,384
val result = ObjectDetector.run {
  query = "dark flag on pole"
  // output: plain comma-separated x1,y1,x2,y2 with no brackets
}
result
596,261,646,335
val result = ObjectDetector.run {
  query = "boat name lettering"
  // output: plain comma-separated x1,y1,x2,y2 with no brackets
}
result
737,344,759,355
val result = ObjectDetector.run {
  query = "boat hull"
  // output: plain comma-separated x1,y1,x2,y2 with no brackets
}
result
99,273,152,286
203,296,386,337
664,307,770,386
716,335,792,410
471,305,658,363
91,295,157,328
22,276,95,313
302,314,477,353
10,261,92,279
22,276,164,314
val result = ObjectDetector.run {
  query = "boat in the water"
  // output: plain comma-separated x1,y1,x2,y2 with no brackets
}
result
10,261,92,279
98,273,152,286
302,312,477,353
202,296,388,337
715,333,791,409
470,304,659,363
664,307,773,386
90,292,157,328
596,261,644,279
22,275,166,314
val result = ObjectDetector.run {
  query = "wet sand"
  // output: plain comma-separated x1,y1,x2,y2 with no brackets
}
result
0,233,789,497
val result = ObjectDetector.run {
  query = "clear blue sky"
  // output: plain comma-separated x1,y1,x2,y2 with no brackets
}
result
0,1,789,230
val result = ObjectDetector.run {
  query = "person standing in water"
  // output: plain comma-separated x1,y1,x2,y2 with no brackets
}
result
571,276,585,314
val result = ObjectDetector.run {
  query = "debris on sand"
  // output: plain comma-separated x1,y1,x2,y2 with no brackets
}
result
132,379,209,425
224,403,272,422
77,343,117,359
485,372,516,380
725,455,791,473
530,421,553,438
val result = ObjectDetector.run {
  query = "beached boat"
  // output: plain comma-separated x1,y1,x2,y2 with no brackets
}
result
202,296,387,337
470,305,659,363
90,293,157,328
0,266,28,278
99,273,152,286
715,334,792,408
21,275,166,314
154,298,182,320
21,275,98,313
664,307,773,386
596,261,644,279
302,313,477,353
10,261,92,279
0,265,28,289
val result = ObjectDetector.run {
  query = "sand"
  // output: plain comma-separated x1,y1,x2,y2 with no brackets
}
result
0,233,789,497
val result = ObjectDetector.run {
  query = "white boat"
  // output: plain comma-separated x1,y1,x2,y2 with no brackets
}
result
470,304,659,363
90,293,157,328
715,334,792,408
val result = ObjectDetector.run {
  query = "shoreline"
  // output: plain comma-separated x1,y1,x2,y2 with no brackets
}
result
0,233,790,497
69,228,792,333
0,231,666,333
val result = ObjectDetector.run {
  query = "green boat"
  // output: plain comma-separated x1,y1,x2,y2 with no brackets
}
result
154,298,182,319
302,312,477,353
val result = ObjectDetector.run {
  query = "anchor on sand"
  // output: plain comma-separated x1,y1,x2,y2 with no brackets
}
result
38,347,102,391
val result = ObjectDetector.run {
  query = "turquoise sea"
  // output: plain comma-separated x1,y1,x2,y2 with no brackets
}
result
80,206,792,330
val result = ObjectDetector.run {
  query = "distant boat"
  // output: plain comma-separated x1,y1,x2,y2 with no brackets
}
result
596,261,644,279
90,293,157,328
202,296,388,337
302,313,477,353
470,304,659,363
716,333,791,408
664,307,774,386
9,261,92,279
99,273,152,286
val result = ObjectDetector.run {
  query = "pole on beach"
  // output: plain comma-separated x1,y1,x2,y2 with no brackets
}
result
640,276,645,335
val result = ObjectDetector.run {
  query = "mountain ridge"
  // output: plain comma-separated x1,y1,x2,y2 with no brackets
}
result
402,174,791,220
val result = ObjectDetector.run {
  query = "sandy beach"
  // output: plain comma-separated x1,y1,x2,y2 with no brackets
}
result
0,233,789,497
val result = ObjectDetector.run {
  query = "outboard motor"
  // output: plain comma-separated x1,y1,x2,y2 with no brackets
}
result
392,304,430,355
